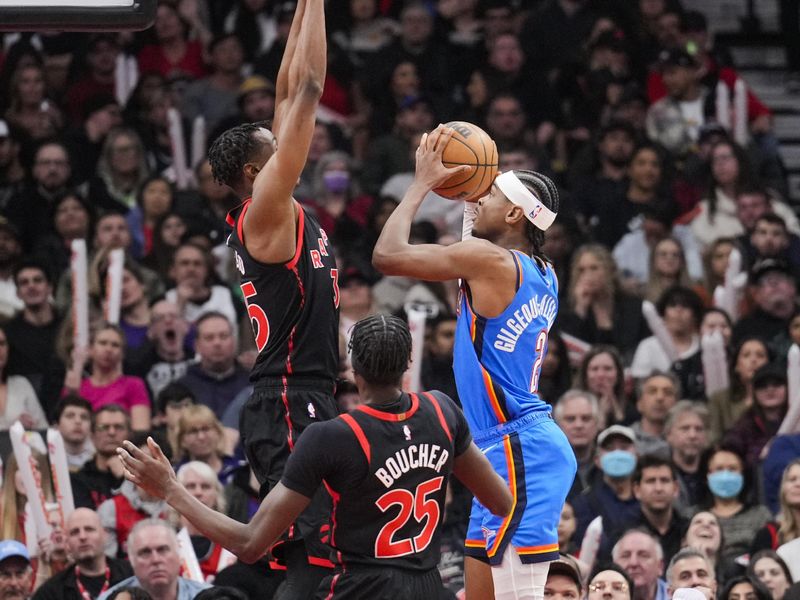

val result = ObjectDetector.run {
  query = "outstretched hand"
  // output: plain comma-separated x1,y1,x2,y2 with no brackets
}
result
414,124,474,191
117,437,177,501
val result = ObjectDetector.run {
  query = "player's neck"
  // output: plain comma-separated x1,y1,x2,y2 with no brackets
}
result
358,383,403,407
494,231,529,255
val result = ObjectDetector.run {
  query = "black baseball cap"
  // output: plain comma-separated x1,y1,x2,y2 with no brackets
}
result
752,363,787,389
749,258,794,285
658,47,699,69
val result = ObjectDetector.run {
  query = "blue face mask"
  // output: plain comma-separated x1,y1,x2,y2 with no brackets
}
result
708,470,743,499
323,170,350,194
600,450,637,478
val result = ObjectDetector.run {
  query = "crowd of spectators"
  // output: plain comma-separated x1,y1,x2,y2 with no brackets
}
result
0,0,799,598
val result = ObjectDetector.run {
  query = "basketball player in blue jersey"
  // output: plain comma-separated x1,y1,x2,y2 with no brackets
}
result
373,125,578,600
205,0,339,596
118,315,512,599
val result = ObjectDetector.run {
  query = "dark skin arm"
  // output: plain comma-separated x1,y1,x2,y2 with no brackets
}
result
241,0,326,264
372,126,521,317
453,442,513,517
118,438,309,563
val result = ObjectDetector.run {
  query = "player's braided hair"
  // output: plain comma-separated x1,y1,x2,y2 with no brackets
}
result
514,169,560,265
348,315,412,385
207,121,272,188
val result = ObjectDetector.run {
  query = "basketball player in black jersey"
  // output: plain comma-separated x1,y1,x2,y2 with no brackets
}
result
205,0,338,594
118,315,512,600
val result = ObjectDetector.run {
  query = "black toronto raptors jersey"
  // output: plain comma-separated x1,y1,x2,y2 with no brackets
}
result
281,391,472,571
226,200,339,383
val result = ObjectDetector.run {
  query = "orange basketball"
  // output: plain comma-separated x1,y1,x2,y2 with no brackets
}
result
433,121,498,202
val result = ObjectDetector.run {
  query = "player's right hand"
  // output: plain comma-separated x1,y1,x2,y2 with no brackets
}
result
118,437,178,501
414,124,473,191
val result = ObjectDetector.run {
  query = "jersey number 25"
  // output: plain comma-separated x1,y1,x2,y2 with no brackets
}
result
374,476,443,558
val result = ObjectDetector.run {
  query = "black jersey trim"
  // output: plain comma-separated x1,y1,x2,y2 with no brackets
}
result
422,392,453,443
340,413,371,464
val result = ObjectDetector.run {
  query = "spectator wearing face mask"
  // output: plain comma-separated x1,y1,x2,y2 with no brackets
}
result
572,426,641,545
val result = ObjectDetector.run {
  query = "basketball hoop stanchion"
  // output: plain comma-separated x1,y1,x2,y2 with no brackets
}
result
0,0,156,32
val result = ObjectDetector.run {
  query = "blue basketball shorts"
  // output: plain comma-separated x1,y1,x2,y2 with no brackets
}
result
464,411,577,566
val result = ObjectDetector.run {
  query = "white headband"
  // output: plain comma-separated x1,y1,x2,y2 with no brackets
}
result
495,171,557,231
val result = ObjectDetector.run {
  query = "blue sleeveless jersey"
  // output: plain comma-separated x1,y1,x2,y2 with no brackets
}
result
454,250,558,433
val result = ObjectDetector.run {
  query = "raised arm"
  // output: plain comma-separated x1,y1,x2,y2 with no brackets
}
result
119,438,309,563
372,126,503,282
242,0,326,264
272,0,308,130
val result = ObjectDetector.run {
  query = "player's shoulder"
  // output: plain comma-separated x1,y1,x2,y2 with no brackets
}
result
420,390,464,422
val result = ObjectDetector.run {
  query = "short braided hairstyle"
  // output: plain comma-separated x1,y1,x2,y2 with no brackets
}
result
514,169,559,263
208,121,273,188
348,315,412,385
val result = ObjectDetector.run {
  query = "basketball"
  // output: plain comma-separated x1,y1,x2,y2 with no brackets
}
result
433,121,498,202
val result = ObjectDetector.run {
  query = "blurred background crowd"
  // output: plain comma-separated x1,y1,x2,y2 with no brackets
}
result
0,0,799,599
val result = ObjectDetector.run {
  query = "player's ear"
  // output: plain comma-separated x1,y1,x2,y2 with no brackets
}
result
505,204,525,225
243,163,261,181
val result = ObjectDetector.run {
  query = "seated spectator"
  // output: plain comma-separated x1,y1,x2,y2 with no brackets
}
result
676,307,734,403
708,336,770,442
666,548,718,599
573,425,641,544
612,529,668,600
0,325,47,430
5,259,63,413
165,244,239,329
733,259,798,349
723,364,788,469
588,564,635,600
555,390,602,498
174,462,228,580
88,128,151,216
151,383,194,459
558,245,648,364
112,262,152,356
630,287,703,381
54,395,95,471
136,4,206,80
176,313,249,421
558,501,579,556
138,213,187,282
544,555,585,600
575,346,638,427
5,63,64,142
665,401,710,511
32,508,133,600
689,140,757,250
31,191,95,282
1,450,53,543
125,177,174,261
682,511,730,583
97,435,170,559
0,219,23,321
180,34,243,133
0,541,33,600
645,48,708,160
420,313,459,404
748,550,794,600
734,187,800,268
603,455,687,567
752,459,800,553
538,330,572,405
718,576,772,600
62,323,151,431
631,372,679,458
701,238,737,302
99,519,210,600
128,299,192,400
223,464,260,525
696,445,771,566
175,406,240,485
763,433,800,514
72,405,131,508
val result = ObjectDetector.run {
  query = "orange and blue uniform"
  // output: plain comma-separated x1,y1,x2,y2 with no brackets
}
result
454,250,576,566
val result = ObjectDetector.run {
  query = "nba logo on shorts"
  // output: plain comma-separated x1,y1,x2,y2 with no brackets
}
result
307,402,316,418
403,425,411,441
482,525,496,547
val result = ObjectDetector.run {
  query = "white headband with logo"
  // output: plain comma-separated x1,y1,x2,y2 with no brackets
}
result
495,171,557,231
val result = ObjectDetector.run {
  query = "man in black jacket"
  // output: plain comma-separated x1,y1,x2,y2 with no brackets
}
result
33,509,132,600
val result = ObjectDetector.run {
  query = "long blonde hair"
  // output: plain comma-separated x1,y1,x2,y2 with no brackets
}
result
778,458,800,544
1,451,54,542
175,405,227,462
567,244,618,309
645,237,693,303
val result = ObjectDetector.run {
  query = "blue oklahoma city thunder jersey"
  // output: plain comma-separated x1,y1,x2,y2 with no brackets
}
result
454,250,558,433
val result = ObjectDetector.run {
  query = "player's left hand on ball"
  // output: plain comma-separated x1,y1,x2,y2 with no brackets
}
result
117,437,177,500
414,124,473,189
